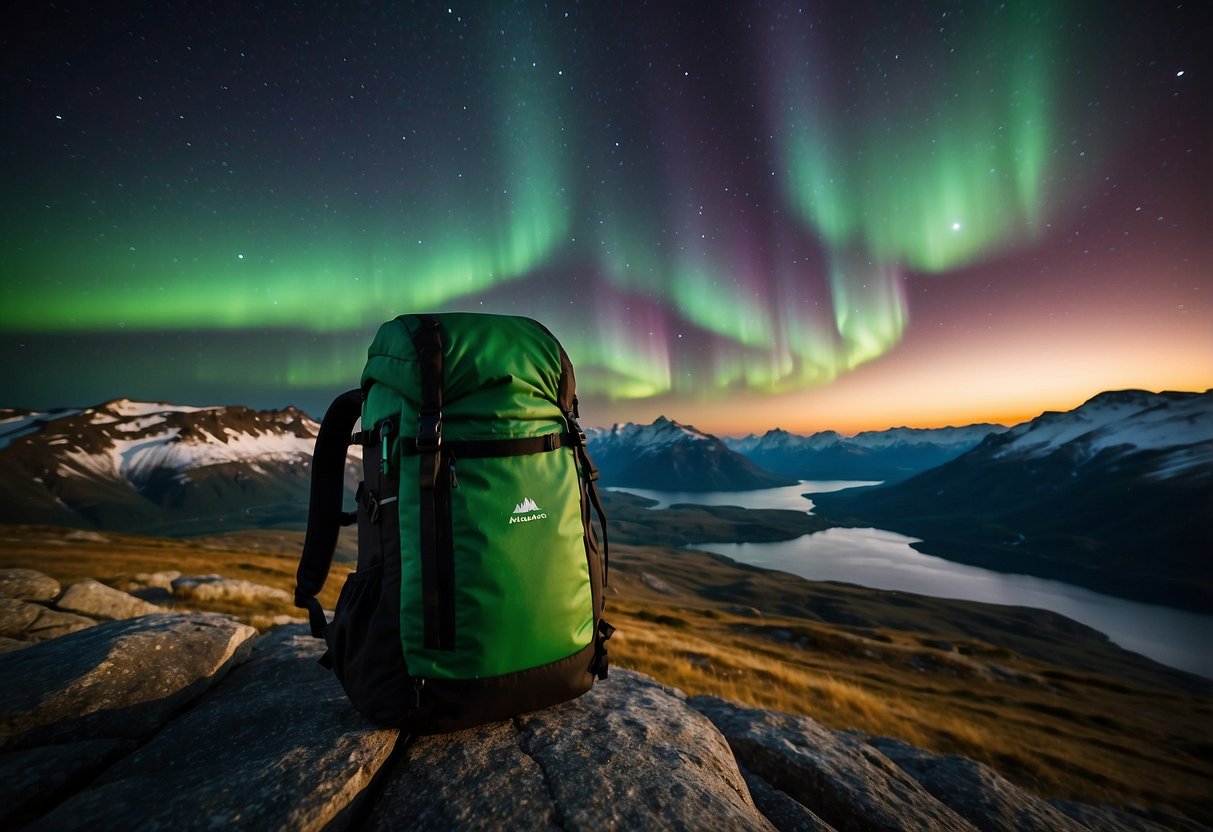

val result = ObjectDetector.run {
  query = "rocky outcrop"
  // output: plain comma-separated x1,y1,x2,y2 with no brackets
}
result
129,570,181,591
0,568,301,652
0,612,257,826
4,613,1202,831
691,696,976,832
0,567,171,650
365,669,773,831
0,569,60,603
864,736,1087,832
690,699,1189,832
54,578,163,620
0,598,95,645
0,570,97,646
171,574,293,605
27,626,395,832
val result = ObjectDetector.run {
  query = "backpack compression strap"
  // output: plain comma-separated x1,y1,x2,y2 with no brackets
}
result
295,387,363,638
411,315,455,650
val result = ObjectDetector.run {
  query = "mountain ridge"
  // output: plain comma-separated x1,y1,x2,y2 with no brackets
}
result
586,416,796,491
0,399,358,535
809,389,1213,611
725,422,1008,482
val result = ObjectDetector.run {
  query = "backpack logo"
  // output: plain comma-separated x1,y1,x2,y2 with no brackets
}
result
509,497,547,524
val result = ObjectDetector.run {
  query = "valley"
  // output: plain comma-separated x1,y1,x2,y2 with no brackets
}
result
808,390,1213,613
2,390,1211,824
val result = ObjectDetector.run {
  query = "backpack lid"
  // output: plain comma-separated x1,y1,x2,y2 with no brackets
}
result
362,313,576,440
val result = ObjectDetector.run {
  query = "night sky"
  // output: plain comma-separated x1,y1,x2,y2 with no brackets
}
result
2,1,1209,433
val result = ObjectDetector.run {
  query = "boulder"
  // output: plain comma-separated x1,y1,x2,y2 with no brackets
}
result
55,579,163,621
0,569,60,603
0,598,39,638
0,598,94,644
130,570,181,590
866,736,1085,831
739,763,839,832
0,612,257,827
23,606,97,642
366,669,775,831
28,626,399,832
171,574,292,605
247,613,307,630
6,621,1202,832
691,696,977,832
364,720,555,830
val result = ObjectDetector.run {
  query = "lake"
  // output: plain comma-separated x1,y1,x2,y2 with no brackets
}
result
609,481,1213,680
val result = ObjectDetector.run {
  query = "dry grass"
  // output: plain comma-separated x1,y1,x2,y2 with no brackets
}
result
0,525,354,625
607,598,1213,822
3,524,1210,823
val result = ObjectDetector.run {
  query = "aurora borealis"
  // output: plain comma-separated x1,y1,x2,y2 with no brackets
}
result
2,2,1210,433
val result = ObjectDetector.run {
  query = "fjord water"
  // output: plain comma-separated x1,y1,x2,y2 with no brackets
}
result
612,482,1213,679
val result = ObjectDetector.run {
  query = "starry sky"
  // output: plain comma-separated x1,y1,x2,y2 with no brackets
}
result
2,1,1209,434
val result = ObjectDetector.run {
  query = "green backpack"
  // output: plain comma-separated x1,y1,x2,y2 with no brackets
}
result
295,313,612,731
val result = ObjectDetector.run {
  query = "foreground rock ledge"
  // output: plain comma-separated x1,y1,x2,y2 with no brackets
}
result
4,621,1200,831
0,612,258,826
365,669,772,831
28,627,398,832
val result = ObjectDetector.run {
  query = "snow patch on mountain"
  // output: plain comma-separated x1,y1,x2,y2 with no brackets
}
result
585,415,794,491
0,409,82,450
728,425,1002,454
104,398,215,418
20,399,348,488
590,415,712,453
992,390,1211,469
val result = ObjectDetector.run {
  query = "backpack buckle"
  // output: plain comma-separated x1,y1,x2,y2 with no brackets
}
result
416,409,443,450
566,412,587,447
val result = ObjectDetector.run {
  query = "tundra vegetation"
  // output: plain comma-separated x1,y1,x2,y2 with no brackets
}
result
2,521,1209,824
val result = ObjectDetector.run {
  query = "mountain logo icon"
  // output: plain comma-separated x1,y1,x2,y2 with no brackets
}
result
513,497,540,514
509,497,547,525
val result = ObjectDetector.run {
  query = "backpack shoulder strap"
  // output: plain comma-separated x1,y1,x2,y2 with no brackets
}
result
295,387,364,638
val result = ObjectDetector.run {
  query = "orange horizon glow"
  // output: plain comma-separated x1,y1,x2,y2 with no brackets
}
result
587,379,1213,438
584,298,1213,436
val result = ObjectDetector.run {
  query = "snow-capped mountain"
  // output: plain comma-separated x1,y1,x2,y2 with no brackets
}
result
810,390,1213,611
987,389,1210,474
725,424,1006,482
586,416,795,492
725,429,844,456
0,399,357,535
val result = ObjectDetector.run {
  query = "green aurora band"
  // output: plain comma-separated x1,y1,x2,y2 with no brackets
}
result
1,2,1068,403
777,3,1056,272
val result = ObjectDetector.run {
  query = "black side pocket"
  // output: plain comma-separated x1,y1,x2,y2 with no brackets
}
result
327,564,382,681
326,564,414,724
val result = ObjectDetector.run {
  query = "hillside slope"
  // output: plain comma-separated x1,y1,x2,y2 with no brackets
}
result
810,390,1213,610
587,416,795,491
0,399,358,535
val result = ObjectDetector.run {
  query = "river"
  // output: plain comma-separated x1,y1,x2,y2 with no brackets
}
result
610,481,1213,679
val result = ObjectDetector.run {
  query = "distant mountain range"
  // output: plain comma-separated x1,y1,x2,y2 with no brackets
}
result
725,424,1006,482
586,416,795,491
4,392,1209,614
0,399,358,536
810,390,1213,611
